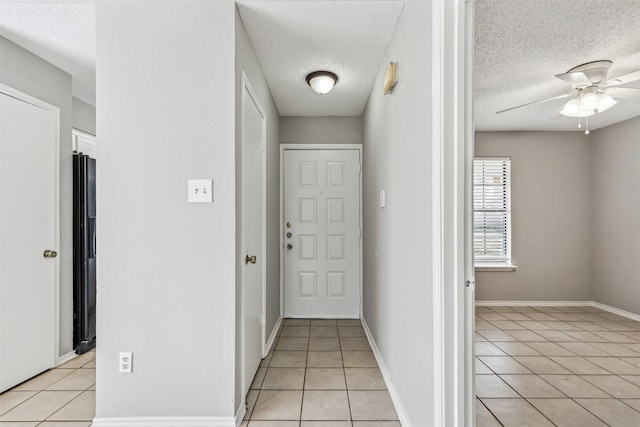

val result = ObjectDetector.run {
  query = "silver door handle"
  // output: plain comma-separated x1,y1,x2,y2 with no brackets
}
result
287,244,293,250
245,255,257,264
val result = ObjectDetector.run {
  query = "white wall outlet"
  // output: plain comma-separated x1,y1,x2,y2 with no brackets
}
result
188,179,213,203
119,352,133,373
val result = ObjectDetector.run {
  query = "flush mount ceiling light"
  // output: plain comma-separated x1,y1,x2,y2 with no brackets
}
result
306,71,338,95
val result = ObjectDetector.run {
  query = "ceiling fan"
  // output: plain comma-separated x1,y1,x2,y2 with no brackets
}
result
496,60,640,133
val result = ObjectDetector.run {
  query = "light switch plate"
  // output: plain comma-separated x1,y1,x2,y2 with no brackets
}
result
379,190,386,208
188,179,213,203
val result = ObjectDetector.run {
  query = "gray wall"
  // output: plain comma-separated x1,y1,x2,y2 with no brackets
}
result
72,97,96,136
0,36,74,359
362,2,435,425
280,116,362,144
475,131,593,301
96,1,236,419
592,117,640,314
234,7,281,412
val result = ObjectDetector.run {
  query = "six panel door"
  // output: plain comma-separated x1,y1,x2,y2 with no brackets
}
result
284,149,360,318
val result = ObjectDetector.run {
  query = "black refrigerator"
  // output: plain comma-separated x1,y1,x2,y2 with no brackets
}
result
73,152,97,354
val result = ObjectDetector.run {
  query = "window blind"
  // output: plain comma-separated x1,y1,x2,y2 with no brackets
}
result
473,158,511,263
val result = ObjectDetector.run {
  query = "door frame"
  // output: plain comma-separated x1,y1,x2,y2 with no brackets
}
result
0,83,61,367
279,144,363,319
240,72,267,399
432,0,475,425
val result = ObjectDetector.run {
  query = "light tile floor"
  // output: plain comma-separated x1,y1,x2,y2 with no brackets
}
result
0,349,96,426
241,318,401,427
476,305,640,427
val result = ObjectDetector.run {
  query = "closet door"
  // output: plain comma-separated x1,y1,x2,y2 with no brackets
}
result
0,88,59,392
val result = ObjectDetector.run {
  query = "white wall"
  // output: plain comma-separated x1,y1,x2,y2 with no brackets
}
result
475,131,593,302
280,116,362,144
592,117,640,314
72,97,96,136
234,6,281,412
0,35,74,359
95,1,237,420
362,2,435,425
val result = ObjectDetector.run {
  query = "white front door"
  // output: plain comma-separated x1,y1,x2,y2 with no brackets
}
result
0,87,59,392
283,148,361,318
241,75,266,396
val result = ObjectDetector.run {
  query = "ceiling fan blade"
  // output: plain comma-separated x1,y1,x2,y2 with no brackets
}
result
555,71,591,87
605,69,640,86
606,87,640,100
495,90,576,114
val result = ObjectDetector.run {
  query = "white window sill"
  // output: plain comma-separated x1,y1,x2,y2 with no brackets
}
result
475,264,518,272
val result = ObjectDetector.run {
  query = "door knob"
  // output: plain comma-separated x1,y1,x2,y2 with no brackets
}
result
286,232,292,238
286,222,292,228
245,255,257,264
287,244,293,250
43,250,58,258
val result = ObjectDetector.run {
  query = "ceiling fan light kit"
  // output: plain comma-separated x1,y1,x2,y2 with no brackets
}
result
496,59,640,133
306,71,338,95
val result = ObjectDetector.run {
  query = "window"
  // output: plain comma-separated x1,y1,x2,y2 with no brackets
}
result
473,158,512,267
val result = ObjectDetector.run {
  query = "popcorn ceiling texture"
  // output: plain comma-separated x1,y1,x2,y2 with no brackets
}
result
237,0,403,116
2,0,636,129
0,3,96,106
475,0,640,131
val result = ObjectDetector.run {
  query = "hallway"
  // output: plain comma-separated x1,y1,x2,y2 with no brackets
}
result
242,318,400,426
475,305,640,426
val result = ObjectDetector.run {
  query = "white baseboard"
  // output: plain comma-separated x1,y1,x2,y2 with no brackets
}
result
592,302,640,322
234,402,246,427
263,316,282,357
284,315,360,319
91,417,235,427
56,350,77,366
476,300,592,307
476,300,640,322
361,317,411,427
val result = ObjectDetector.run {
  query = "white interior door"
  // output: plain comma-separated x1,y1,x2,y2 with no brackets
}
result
283,149,361,318
241,75,266,396
0,88,59,392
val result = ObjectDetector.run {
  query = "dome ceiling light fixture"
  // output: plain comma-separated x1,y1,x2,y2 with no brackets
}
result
306,71,338,95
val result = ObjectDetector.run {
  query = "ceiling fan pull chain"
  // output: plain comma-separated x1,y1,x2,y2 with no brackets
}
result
577,117,582,129
585,116,590,135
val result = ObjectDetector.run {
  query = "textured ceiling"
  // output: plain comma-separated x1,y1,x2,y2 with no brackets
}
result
0,2,96,106
475,0,640,131
237,0,403,116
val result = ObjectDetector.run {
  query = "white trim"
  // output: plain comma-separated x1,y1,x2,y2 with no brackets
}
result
72,127,96,138
234,402,246,427
263,316,282,357
91,417,235,427
286,315,359,319
592,302,640,322
279,144,363,319
476,300,640,322
474,264,517,272
431,0,448,425
361,317,411,427
0,83,61,375
239,71,267,400
56,351,77,366
476,300,593,307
